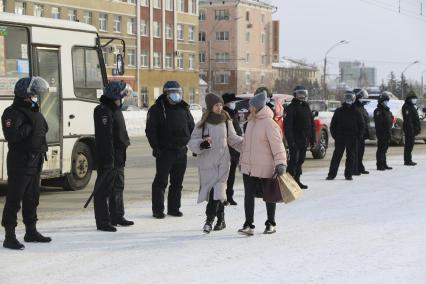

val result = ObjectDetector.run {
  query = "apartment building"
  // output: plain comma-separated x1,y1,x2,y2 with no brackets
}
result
2,0,199,107
273,59,320,84
199,0,279,95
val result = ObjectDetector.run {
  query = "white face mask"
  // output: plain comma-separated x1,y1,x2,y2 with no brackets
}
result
411,99,417,105
31,96,38,103
383,101,389,107
226,102,236,110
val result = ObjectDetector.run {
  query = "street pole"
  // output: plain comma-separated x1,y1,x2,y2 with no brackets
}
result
421,69,426,98
136,0,141,108
208,40,212,93
401,60,419,99
323,40,349,100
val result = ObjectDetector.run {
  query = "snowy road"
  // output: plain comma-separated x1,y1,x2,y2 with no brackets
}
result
1,154,426,284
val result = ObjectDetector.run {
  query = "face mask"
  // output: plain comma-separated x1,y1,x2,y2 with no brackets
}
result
411,99,417,105
31,96,38,104
226,102,236,110
383,101,389,107
345,100,353,105
168,92,182,104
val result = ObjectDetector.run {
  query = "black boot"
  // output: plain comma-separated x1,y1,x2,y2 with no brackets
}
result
111,218,134,226
295,177,308,189
3,226,25,250
203,216,215,234
227,197,237,206
213,218,226,231
97,224,117,232
24,224,52,243
384,165,393,170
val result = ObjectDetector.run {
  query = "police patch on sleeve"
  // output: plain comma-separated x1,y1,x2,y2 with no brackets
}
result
101,115,108,125
5,119,12,128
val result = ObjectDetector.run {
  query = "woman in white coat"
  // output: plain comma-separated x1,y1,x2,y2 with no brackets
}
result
188,93,243,233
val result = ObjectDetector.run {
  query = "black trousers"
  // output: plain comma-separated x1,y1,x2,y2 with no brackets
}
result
354,138,366,173
242,174,276,226
2,173,41,228
287,146,307,179
328,136,356,178
205,189,225,220
404,135,415,163
109,167,125,222
152,148,187,214
226,159,238,199
376,137,389,168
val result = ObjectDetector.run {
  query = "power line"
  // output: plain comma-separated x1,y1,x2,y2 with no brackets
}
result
358,0,426,22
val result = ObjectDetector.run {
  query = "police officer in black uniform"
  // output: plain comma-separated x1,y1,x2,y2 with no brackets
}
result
146,81,195,219
1,77,51,250
284,86,315,189
327,91,365,181
93,81,133,232
374,92,394,171
222,93,243,206
402,91,421,166
352,88,370,175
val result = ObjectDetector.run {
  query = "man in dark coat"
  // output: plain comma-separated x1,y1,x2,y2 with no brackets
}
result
352,88,370,175
1,77,51,250
222,93,243,205
284,86,315,189
93,81,133,232
327,91,365,181
402,91,421,166
146,81,195,219
374,92,394,171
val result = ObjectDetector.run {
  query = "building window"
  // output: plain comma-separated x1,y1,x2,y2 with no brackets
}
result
102,50,109,66
128,49,135,66
245,72,251,85
14,1,26,15
216,53,229,63
166,24,173,39
153,21,161,38
153,52,161,68
199,52,206,64
215,10,229,20
177,0,185,12
165,53,173,69
99,14,108,32
114,16,122,33
33,4,44,17
141,50,149,67
262,14,265,23
189,54,195,70
199,10,206,21
141,87,149,107
189,88,196,104
68,9,77,21
246,53,250,63
216,73,230,84
246,11,250,21
141,19,149,36
141,0,149,6
176,54,184,69
188,26,195,41
51,7,60,19
245,31,250,42
215,31,229,41
190,0,196,14
166,0,173,10
127,18,136,34
83,11,92,25
153,0,161,9
199,31,206,42
177,24,184,40
261,32,265,44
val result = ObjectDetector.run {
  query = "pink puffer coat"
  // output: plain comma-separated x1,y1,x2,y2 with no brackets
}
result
240,107,287,178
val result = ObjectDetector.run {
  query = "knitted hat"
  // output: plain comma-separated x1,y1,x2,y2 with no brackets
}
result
205,93,224,110
249,91,267,110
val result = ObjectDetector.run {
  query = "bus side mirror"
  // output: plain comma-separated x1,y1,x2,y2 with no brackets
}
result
116,54,125,76
312,110,319,118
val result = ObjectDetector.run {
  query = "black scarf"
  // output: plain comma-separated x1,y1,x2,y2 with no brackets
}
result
206,111,227,125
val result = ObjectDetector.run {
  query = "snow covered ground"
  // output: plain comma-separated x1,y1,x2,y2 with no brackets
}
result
1,155,426,284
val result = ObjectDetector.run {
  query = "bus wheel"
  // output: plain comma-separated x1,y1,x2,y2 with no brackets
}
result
64,142,93,191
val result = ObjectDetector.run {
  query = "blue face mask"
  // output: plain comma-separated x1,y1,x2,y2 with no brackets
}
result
168,92,182,104
383,101,389,107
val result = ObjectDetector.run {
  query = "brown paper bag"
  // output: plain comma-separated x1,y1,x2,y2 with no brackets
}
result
277,173,303,204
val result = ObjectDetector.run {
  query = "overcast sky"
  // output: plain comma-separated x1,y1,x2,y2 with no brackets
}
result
270,0,426,85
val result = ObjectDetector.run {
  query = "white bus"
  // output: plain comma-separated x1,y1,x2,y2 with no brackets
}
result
0,13,125,190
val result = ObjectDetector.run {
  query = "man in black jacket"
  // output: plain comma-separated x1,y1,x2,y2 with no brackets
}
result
93,81,133,232
146,81,195,219
1,77,51,250
374,92,394,170
284,86,315,189
402,91,421,166
327,91,365,181
352,88,370,175
222,93,243,205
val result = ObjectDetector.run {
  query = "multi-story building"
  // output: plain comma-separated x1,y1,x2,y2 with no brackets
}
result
339,61,377,89
273,59,320,84
2,0,199,107
199,0,279,95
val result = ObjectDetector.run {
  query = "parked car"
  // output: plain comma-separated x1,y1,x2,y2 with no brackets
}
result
308,100,340,129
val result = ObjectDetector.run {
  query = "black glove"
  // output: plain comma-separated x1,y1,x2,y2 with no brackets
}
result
200,140,211,150
153,147,161,158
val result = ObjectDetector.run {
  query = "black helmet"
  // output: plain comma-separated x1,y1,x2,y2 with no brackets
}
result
378,91,391,103
293,85,308,100
406,90,418,100
104,81,133,100
163,81,182,95
353,88,369,100
255,87,272,98
14,77,49,98
344,90,356,105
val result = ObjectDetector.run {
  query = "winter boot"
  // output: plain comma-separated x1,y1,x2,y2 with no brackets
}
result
384,165,393,170
3,226,25,250
228,197,237,206
24,224,52,243
295,177,308,189
238,223,255,236
360,170,370,174
203,216,215,234
404,161,417,166
111,218,134,226
167,211,183,217
96,224,117,232
264,221,276,235
213,218,226,231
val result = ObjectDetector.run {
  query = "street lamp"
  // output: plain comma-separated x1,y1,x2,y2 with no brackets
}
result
420,69,426,98
323,40,349,100
401,60,419,99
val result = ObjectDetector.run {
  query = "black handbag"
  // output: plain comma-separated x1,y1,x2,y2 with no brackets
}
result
262,174,284,203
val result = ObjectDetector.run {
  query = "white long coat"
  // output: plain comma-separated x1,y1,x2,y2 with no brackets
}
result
188,120,243,203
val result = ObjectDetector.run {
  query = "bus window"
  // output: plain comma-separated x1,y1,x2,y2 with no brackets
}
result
72,47,103,100
0,25,29,96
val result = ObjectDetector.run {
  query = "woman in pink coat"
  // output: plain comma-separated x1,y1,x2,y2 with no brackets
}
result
238,91,287,235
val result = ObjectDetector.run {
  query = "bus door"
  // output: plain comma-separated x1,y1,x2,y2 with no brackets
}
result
32,46,62,176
